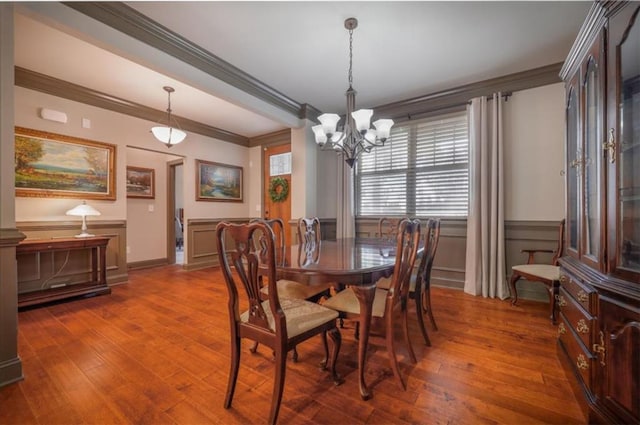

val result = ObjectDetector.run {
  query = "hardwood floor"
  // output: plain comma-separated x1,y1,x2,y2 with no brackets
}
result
0,265,586,424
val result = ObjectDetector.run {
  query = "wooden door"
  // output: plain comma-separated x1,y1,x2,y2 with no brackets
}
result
263,144,292,246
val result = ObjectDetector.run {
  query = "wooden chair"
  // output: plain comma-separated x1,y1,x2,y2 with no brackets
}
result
377,218,441,346
509,219,565,324
216,221,342,425
250,218,332,361
323,218,421,390
297,217,322,245
377,217,401,242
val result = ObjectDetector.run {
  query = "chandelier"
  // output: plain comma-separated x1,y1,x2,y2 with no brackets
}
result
312,18,394,168
151,86,187,148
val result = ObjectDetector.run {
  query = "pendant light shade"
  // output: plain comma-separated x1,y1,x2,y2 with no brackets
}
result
152,86,186,148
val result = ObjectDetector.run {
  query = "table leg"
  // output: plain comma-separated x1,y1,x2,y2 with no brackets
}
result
350,282,376,400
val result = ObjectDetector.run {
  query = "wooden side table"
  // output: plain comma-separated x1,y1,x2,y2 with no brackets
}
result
16,236,111,308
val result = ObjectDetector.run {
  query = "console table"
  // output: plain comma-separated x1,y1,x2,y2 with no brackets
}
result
17,236,111,308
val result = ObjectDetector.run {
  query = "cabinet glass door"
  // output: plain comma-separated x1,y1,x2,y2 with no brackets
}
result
567,84,580,255
583,57,602,267
617,10,640,274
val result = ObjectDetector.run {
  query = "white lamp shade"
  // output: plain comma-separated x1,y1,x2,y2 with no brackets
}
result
317,113,341,136
364,129,377,144
66,201,101,217
373,119,394,140
312,125,327,145
151,126,187,146
351,109,373,132
330,131,344,143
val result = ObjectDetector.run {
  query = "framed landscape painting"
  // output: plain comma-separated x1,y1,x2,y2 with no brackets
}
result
196,159,243,202
15,127,116,200
126,166,155,199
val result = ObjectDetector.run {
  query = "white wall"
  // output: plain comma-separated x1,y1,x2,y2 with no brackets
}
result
14,87,255,263
504,83,566,221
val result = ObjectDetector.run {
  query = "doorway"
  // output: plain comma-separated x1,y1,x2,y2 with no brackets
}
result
167,159,184,265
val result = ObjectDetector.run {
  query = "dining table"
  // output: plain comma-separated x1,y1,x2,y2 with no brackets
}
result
274,237,398,400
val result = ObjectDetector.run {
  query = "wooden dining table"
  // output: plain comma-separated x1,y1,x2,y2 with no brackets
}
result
274,237,397,400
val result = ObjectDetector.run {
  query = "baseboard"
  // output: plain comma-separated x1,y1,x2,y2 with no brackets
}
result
127,258,168,271
0,357,23,389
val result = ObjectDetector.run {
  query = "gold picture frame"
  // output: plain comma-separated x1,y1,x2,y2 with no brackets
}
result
126,166,155,199
196,159,243,202
15,127,116,200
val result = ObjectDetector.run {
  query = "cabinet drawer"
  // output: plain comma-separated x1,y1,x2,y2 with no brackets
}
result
558,286,595,349
559,271,597,314
558,312,594,391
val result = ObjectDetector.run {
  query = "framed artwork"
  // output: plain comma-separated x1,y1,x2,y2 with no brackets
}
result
15,127,116,200
196,159,243,202
126,166,155,199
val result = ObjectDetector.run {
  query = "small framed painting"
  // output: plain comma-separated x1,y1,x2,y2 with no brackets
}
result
126,166,155,199
15,127,116,200
196,159,243,202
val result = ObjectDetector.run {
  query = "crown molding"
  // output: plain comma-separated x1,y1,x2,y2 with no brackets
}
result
15,67,250,146
248,129,291,148
63,1,309,119
373,62,563,122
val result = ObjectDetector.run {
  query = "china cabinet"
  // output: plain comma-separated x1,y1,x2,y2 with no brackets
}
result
559,2,639,423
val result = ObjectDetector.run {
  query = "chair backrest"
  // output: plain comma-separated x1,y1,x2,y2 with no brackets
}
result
297,217,321,245
378,217,401,242
415,218,441,290
216,221,284,337
387,218,422,304
552,219,566,266
250,218,286,266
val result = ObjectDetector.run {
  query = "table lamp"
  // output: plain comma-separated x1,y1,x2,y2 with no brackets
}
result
66,201,101,238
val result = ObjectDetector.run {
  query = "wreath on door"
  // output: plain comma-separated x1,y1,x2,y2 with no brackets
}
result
269,176,289,203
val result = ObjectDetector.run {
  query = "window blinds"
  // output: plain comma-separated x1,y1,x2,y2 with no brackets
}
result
356,111,469,217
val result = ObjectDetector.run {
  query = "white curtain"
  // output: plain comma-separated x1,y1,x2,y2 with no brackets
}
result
464,93,507,299
336,159,355,239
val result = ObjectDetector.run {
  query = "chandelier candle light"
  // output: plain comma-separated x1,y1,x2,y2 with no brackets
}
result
151,86,187,148
66,201,101,238
312,17,394,168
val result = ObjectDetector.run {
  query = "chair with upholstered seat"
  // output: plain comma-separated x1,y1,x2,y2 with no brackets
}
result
376,218,441,346
323,218,421,390
249,217,333,361
509,219,565,324
216,220,342,425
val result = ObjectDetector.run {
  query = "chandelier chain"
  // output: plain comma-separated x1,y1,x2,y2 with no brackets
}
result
348,28,353,88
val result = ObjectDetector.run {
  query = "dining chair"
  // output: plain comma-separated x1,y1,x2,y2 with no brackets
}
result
297,216,322,245
216,221,342,425
377,217,401,242
376,217,441,345
509,219,565,324
250,218,332,361
323,218,421,390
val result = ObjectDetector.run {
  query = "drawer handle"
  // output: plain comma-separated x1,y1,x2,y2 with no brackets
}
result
556,295,567,307
576,354,589,370
576,319,589,334
557,322,566,336
559,275,568,284
577,290,588,303
593,330,606,367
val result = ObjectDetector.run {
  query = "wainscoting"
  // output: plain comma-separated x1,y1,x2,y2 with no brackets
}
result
16,221,128,289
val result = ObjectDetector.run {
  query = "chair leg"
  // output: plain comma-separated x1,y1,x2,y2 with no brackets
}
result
224,335,241,409
320,331,329,370
414,288,431,346
327,327,343,385
291,346,299,362
402,302,417,363
268,348,287,425
423,287,438,331
385,311,406,391
509,272,521,305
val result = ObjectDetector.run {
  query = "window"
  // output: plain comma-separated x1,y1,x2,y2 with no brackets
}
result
356,111,469,217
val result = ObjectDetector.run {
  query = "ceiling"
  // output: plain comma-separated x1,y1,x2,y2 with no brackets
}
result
14,1,592,140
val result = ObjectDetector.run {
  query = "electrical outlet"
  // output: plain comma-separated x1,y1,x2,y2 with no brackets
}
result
148,204,154,212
